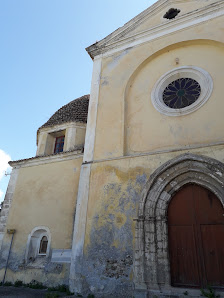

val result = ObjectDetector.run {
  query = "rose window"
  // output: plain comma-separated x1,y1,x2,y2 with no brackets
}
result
162,78,201,109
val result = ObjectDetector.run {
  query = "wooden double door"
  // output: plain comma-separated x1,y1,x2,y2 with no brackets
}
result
168,184,224,288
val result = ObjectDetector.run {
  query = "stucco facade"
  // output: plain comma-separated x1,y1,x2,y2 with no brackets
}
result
0,154,83,286
1,0,224,297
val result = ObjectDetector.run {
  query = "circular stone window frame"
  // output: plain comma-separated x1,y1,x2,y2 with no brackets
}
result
151,66,213,116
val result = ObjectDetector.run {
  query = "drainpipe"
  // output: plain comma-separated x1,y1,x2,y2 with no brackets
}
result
3,229,16,284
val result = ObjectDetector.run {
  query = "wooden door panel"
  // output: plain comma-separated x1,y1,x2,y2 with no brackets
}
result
169,225,200,287
168,184,224,289
194,185,224,224
201,225,224,287
168,185,194,225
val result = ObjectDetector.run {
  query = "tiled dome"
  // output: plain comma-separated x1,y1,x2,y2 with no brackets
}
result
39,94,89,129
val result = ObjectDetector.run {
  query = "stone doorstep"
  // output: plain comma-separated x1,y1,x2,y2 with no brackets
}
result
134,287,224,298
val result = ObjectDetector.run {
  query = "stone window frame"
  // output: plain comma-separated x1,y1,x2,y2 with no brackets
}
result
151,66,213,116
134,153,224,294
25,226,51,264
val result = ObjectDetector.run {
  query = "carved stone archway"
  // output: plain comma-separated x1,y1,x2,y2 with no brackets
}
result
134,153,224,292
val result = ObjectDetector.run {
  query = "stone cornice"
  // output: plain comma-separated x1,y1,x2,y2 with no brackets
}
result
9,150,83,169
86,0,224,59
82,141,224,165
38,121,86,134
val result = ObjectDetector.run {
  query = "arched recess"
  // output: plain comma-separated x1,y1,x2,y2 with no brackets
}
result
25,226,51,264
134,153,224,291
123,39,224,155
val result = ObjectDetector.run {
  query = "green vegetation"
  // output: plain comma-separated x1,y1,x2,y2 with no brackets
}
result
48,284,73,295
27,280,47,289
45,293,60,298
14,280,23,287
0,280,74,296
3,281,13,286
201,286,220,298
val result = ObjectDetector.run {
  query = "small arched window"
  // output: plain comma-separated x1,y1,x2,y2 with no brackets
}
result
39,236,48,255
25,226,51,264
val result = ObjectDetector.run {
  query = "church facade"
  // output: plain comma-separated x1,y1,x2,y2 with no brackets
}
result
1,0,224,297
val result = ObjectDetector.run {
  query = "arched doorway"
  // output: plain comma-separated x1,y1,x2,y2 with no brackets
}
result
168,184,224,288
134,154,224,294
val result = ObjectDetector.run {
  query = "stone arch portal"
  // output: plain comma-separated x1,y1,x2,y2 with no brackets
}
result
134,153,224,292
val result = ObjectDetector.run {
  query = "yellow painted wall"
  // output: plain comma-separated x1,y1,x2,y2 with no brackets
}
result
83,14,224,275
125,42,224,154
0,156,82,285
84,144,224,255
93,16,224,160
7,157,82,249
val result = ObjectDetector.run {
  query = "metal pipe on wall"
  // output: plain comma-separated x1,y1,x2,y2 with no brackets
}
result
2,229,16,284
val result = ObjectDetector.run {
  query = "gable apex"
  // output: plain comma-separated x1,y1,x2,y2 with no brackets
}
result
86,0,223,59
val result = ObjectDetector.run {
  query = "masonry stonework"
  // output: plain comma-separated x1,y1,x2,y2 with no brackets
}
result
135,153,224,297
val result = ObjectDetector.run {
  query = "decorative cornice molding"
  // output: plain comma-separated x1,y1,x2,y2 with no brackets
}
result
86,0,224,59
38,122,86,134
9,151,83,169
82,141,224,165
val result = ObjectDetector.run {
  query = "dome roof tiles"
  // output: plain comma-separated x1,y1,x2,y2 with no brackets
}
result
39,94,89,130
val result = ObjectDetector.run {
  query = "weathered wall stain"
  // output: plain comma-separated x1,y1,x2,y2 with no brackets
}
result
78,165,147,296
0,241,69,286
107,48,133,71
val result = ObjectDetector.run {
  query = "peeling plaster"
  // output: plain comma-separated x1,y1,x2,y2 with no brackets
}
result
78,168,147,297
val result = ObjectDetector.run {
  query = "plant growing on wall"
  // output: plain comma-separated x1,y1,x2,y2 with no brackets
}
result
201,286,220,298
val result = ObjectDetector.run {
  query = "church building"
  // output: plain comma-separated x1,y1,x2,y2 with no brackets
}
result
0,0,224,297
